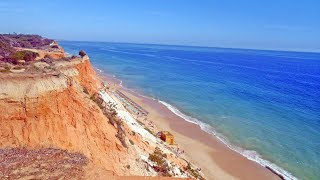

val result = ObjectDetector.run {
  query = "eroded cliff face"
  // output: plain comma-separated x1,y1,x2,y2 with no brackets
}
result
75,55,99,95
0,58,154,178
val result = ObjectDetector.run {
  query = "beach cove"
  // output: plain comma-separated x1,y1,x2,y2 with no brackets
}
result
98,73,281,180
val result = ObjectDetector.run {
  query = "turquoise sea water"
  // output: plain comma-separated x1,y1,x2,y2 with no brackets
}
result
60,41,320,180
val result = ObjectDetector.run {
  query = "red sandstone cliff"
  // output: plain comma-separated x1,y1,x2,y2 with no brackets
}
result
0,35,197,179
0,54,190,179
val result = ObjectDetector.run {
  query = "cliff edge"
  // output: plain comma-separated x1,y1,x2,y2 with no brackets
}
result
0,37,194,179
0,56,130,177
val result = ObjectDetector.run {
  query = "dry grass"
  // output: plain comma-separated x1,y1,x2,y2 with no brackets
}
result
149,147,171,177
0,148,88,180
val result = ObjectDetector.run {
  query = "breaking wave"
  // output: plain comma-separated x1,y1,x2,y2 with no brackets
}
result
158,100,297,180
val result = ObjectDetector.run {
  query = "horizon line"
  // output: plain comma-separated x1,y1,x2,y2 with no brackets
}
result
57,38,320,54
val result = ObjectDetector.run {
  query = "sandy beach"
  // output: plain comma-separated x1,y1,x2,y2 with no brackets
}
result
98,72,281,180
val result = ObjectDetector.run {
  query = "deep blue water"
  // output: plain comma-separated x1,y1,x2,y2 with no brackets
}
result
60,41,320,180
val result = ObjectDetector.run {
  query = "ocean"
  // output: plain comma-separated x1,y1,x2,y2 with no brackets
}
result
60,41,320,180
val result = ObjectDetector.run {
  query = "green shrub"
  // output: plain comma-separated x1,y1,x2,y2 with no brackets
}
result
184,163,205,180
11,50,39,62
149,147,171,176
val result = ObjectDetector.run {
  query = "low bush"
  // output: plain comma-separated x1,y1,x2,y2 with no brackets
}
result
0,34,53,49
115,119,128,148
184,163,205,180
0,34,52,64
89,95,128,148
105,102,118,126
149,147,171,177
11,50,39,62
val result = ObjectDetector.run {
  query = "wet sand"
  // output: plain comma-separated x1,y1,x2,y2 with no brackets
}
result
98,73,281,180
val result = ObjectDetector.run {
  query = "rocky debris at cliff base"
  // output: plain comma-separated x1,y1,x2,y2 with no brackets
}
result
0,148,88,180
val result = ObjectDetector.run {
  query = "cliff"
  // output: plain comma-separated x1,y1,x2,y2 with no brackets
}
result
1,57,123,176
0,64,124,177
0,38,195,179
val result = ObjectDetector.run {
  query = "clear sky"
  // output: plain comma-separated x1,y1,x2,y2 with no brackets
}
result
1,0,319,52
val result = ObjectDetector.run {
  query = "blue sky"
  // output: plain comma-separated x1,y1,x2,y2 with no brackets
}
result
1,0,319,52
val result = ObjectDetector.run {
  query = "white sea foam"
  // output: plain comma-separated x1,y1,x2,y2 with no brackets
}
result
95,68,103,73
65,52,72,57
101,48,156,57
138,93,157,101
158,100,297,180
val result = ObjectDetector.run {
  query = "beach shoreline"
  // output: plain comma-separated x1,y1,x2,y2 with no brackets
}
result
96,70,284,180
